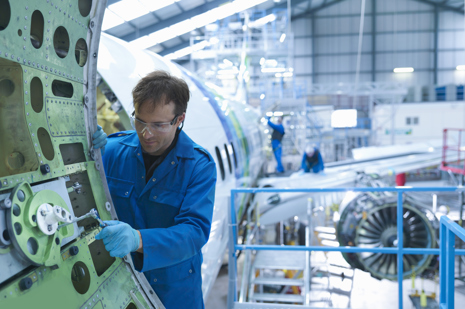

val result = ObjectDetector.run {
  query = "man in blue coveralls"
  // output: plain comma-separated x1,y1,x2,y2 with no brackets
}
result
301,145,324,173
267,116,285,173
92,70,217,308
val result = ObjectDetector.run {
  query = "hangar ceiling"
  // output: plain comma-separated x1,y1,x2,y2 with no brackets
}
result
102,0,464,57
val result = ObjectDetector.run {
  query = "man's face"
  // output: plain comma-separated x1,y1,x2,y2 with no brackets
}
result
135,101,185,156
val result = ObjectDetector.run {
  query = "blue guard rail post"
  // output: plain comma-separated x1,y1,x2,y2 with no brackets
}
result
228,186,465,309
439,215,465,309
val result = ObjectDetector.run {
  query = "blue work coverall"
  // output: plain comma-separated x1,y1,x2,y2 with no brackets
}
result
301,148,324,173
267,119,285,173
102,130,216,308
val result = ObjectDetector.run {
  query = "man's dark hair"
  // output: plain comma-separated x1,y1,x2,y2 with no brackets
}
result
132,70,190,115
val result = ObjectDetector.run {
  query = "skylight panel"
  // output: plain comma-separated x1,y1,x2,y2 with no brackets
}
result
150,28,177,45
102,8,125,31
130,0,268,49
139,0,176,12
169,19,197,37
108,0,150,21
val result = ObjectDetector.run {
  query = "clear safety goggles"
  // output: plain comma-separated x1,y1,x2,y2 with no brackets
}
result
131,114,180,134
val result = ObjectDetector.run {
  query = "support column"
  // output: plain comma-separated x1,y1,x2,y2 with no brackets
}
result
433,5,439,85
311,14,316,84
371,0,376,82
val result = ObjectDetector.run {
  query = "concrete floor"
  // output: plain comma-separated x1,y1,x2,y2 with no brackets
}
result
205,265,229,309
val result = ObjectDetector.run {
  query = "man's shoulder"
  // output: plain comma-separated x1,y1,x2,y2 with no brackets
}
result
177,131,213,162
193,144,213,162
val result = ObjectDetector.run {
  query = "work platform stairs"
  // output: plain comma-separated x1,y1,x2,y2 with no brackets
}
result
248,250,308,304
243,225,354,307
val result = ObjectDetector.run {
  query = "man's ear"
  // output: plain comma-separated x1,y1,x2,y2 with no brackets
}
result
178,112,186,124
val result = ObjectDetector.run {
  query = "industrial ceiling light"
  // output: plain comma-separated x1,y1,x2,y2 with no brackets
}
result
261,68,286,73
456,65,465,71
264,59,278,67
393,67,414,73
248,14,276,28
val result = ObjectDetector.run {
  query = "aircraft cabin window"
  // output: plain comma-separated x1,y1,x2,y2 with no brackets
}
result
230,142,237,168
224,144,232,174
30,10,44,49
0,0,11,31
215,146,225,181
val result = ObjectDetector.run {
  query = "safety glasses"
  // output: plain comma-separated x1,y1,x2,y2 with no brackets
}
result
131,114,179,134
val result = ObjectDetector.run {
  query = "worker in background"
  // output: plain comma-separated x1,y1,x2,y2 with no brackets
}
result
301,144,324,173
267,116,285,173
92,70,217,308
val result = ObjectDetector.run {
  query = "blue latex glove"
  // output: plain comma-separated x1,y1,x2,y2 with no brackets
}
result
95,220,140,258
92,125,107,155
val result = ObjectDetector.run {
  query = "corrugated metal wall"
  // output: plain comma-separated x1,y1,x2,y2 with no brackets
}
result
293,0,464,87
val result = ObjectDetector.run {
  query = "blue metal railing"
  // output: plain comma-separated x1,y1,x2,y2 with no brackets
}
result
439,216,465,308
228,187,465,309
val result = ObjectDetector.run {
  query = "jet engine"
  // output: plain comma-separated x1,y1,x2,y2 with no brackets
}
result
336,190,439,280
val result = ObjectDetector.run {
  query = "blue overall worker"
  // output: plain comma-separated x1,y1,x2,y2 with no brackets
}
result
92,70,217,308
267,116,285,173
301,145,324,173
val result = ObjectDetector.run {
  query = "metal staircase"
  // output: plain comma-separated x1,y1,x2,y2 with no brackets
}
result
248,250,308,304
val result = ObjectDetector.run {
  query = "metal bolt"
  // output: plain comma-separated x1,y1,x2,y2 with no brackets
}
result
41,210,47,216
47,225,52,231
91,21,95,27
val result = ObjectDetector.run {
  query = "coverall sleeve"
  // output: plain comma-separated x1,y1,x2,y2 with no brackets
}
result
301,153,307,171
267,120,285,135
135,155,217,272
317,152,325,170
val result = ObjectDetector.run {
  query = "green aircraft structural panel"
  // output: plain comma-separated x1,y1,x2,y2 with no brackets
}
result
0,0,161,308
0,0,90,83
87,163,113,223
1,232,151,308
6,181,74,267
